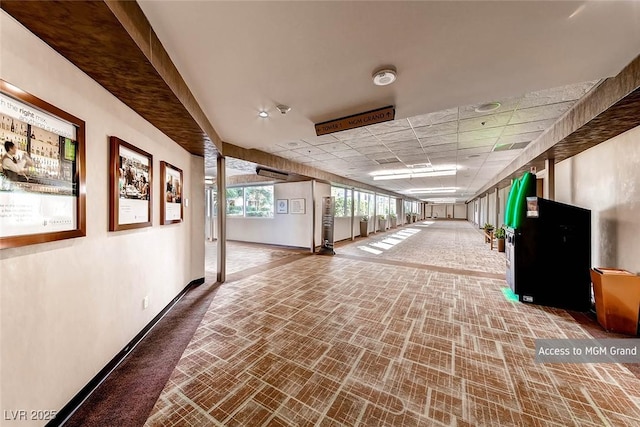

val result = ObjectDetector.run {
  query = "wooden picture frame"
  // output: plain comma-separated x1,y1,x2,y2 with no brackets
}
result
109,136,152,231
160,161,183,225
0,79,86,249
276,199,288,214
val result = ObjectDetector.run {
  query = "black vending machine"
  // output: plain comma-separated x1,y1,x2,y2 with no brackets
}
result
506,197,591,311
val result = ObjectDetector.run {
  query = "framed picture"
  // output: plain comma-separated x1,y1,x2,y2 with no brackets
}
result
109,136,152,231
276,199,288,214
160,161,183,224
0,79,86,249
290,198,305,214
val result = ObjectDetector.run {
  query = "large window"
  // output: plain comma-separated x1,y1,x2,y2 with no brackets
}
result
226,187,244,216
331,186,353,217
354,190,373,218
226,185,274,217
245,185,274,217
376,195,389,217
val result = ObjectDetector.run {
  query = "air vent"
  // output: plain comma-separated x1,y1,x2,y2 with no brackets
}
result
375,158,401,165
493,141,531,152
256,167,289,180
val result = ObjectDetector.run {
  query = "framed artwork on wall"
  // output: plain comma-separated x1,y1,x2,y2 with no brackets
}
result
290,198,305,214
109,136,152,231
160,161,183,225
0,79,86,249
276,199,288,214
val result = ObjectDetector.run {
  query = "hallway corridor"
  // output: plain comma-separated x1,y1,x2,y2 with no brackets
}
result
143,221,640,426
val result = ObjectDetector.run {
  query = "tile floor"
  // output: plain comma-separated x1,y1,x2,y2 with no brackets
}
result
147,221,640,426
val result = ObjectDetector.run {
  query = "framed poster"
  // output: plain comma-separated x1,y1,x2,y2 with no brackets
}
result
290,198,305,214
109,136,152,231
276,199,288,214
0,79,86,249
160,161,183,225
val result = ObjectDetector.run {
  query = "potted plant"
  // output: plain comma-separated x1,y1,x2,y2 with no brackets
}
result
483,223,494,243
389,213,397,228
495,227,506,252
378,214,386,231
360,215,369,237
406,213,412,224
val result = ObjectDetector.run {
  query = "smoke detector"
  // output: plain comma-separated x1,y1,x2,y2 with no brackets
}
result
372,67,397,86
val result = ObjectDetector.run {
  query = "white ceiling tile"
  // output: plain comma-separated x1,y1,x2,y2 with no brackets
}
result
458,96,523,119
356,145,393,155
510,102,573,124
365,118,411,135
458,127,503,142
310,152,338,161
457,137,497,150
518,81,598,109
343,136,381,148
293,146,326,156
407,107,459,127
316,141,352,152
301,135,339,145
335,149,365,158
418,134,458,147
385,140,422,150
331,127,373,141
458,146,493,156
458,111,513,133
424,143,457,153
497,131,542,145
392,148,426,156
413,121,458,138
375,129,416,142
502,119,556,136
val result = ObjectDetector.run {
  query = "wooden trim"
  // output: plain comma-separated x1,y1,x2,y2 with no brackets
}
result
0,79,86,249
108,136,153,231
160,161,184,225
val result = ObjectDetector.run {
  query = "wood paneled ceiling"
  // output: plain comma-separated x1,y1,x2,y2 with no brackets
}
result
0,0,217,158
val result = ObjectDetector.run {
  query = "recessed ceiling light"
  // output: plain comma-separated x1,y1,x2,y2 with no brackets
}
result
474,102,501,113
287,142,299,147
372,67,397,86
258,111,269,118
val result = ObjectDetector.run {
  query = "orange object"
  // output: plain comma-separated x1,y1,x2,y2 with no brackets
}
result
590,268,640,336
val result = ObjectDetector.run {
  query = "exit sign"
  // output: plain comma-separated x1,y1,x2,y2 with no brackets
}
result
314,106,395,136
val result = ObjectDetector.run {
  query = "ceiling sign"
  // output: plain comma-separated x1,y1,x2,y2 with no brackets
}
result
314,106,395,136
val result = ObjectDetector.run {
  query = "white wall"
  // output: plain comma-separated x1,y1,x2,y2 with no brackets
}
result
556,125,640,274
0,13,204,426
226,181,313,248
453,203,467,219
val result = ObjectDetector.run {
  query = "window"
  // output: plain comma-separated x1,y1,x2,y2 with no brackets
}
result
331,186,347,217
244,185,274,217
389,198,396,216
376,195,389,217
226,187,244,216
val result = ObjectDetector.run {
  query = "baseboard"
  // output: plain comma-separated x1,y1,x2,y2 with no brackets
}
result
49,277,205,427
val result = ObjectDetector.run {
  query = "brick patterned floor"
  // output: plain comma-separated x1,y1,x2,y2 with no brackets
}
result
147,221,640,426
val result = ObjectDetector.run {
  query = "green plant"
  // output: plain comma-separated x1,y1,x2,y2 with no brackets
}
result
361,215,369,222
483,223,494,231
389,213,397,219
378,214,386,220
494,227,505,239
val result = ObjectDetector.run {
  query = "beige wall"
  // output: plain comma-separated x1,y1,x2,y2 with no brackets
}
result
555,124,640,274
0,12,204,425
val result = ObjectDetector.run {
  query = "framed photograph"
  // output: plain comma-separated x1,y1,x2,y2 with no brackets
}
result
109,136,152,231
160,161,183,225
0,79,86,249
276,199,288,214
290,198,305,214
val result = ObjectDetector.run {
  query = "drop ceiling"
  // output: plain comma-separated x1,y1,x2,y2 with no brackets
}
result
136,0,640,203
